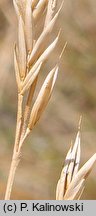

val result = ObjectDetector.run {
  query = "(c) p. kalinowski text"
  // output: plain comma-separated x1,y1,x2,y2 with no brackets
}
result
32,202,84,212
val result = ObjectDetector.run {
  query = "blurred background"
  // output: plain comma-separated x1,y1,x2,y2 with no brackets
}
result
0,0,96,199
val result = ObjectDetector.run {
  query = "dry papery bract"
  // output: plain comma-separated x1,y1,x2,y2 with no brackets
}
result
5,0,65,200
56,126,96,200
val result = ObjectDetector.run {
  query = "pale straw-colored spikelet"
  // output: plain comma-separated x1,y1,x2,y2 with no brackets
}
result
56,120,96,200
28,65,58,130
5,0,64,200
20,65,58,146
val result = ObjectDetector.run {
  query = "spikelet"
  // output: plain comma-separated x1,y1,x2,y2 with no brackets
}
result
28,66,58,130
56,121,96,200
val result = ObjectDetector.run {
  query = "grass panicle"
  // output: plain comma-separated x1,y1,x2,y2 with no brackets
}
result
5,0,64,200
